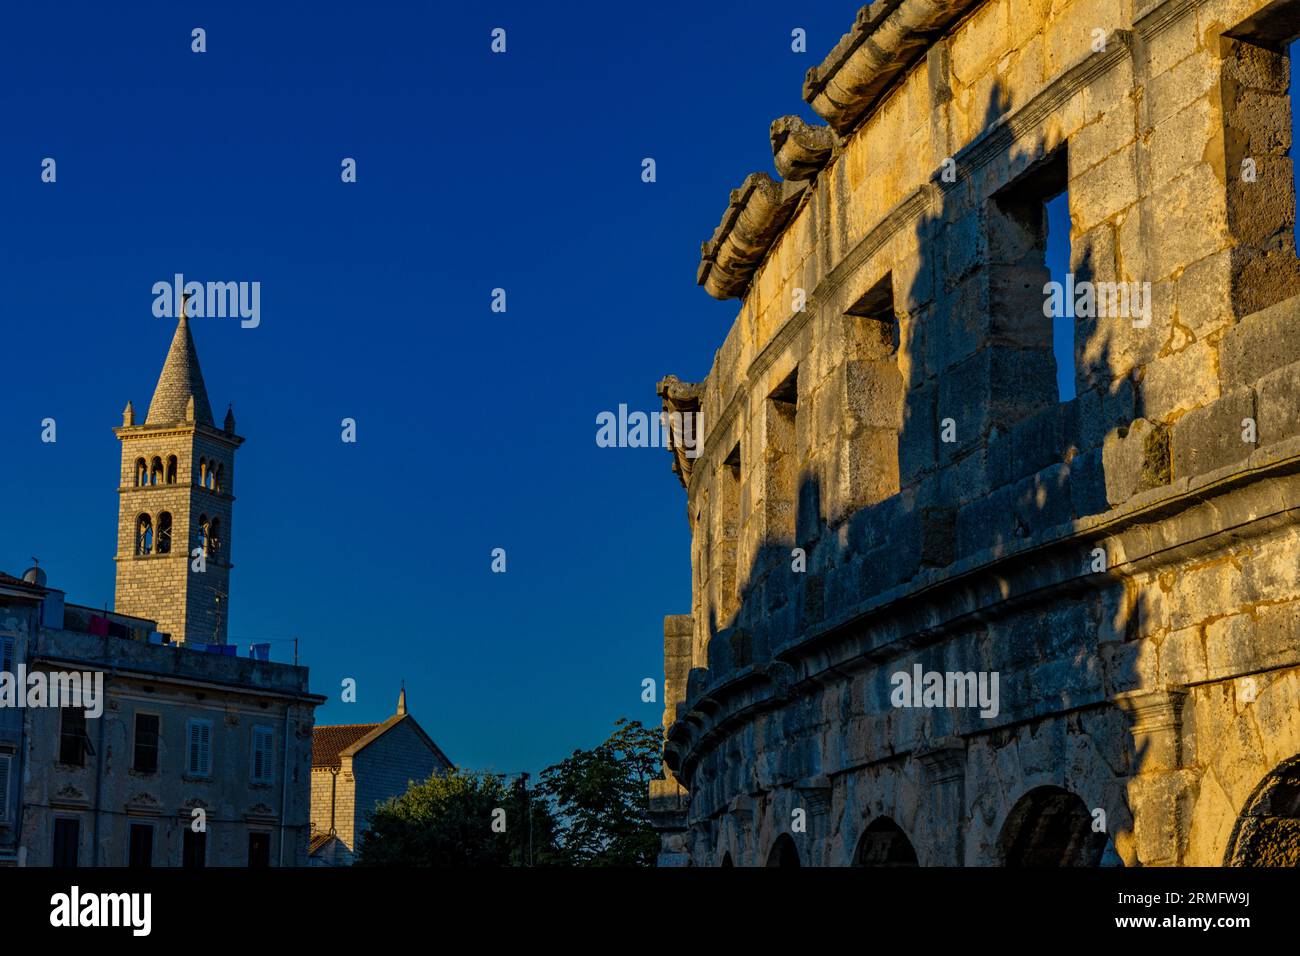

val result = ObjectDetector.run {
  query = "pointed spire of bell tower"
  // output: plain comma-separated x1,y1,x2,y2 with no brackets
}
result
397,682,407,716
147,291,214,426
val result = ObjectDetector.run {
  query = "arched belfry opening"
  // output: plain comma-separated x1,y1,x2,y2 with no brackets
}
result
998,786,1106,867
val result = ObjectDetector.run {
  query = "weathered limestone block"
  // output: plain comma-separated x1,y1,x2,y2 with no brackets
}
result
1256,359,1300,447
1219,293,1300,389
1101,418,1170,505
1140,341,1221,421
1205,603,1300,682
1071,380,1136,453
1170,387,1257,479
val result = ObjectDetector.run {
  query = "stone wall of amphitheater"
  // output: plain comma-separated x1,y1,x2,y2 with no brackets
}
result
655,0,1300,866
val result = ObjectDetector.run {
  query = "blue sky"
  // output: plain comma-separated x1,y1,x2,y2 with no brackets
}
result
1,5,1296,777
0,1,854,775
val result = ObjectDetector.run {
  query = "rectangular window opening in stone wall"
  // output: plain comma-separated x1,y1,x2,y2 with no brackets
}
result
987,147,1068,426
842,275,903,513
1044,193,1076,402
1222,3,1300,315
762,367,799,549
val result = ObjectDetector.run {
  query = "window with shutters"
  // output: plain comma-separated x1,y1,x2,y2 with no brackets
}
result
251,725,274,784
186,719,212,777
0,754,11,824
59,709,89,767
133,713,160,774
0,635,14,675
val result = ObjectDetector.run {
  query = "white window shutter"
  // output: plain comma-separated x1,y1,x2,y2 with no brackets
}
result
188,720,212,776
252,727,273,783
187,722,199,774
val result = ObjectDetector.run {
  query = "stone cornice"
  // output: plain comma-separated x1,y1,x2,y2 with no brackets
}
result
803,0,981,135
114,421,244,449
697,173,807,300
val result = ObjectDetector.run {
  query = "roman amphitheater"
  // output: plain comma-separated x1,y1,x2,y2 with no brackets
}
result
650,0,1300,866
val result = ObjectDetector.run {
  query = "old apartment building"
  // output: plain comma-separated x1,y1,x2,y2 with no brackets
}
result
1,306,323,866
654,0,1300,866
309,688,452,865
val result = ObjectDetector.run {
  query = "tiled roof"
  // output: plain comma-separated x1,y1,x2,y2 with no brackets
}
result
312,723,381,768
308,833,337,855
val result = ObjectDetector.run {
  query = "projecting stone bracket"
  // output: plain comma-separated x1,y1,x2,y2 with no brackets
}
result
770,115,837,181
794,774,833,818
697,173,807,300
915,736,967,866
1115,686,1194,866
656,375,705,488
916,736,966,786
1114,686,1188,773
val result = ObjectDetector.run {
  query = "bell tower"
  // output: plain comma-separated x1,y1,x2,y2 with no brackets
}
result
113,296,243,643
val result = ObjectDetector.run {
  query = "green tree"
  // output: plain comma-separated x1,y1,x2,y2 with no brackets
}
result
537,718,662,867
354,769,503,866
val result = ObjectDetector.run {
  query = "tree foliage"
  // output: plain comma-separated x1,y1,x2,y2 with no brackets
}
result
354,718,661,867
355,768,559,866
536,717,662,867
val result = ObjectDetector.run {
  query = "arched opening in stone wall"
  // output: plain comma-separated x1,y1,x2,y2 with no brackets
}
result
135,513,153,556
852,817,919,867
766,834,800,867
998,786,1105,866
1225,754,1300,866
